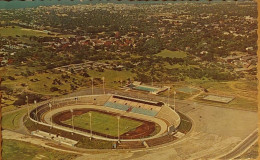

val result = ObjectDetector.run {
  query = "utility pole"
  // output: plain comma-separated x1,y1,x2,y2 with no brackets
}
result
102,77,105,94
26,95,29,117
89,112,92,140
49,103,52,128
173,91,176,110
168,87,170,106
71,109,74,135
91,77,94,95
117,116,120,142
34,100,38,121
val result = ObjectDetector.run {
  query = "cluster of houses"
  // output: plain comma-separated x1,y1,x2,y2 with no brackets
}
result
221,53,257,73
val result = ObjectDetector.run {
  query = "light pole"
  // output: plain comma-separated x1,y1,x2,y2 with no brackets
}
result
91,77,94,95
117,116,120,142
26,96,29,117
71,109,74,135
173,91,176,110
49,103,52,128
102,77,105,94
89,112,92,140
34,100,38,122
75,97,78,104
167,87,170,106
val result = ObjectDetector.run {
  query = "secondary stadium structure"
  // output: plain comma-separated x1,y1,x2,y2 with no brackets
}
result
27,94,183,149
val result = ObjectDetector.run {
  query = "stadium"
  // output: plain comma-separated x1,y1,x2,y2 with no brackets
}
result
25,92,189,149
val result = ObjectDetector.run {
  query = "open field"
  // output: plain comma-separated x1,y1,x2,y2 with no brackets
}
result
87,69,135,88
156,49,187,58
0,26,73,38
2,139,78,160
62,111,143,137
1,65,135,112
176,112,192,134
2,108,27,130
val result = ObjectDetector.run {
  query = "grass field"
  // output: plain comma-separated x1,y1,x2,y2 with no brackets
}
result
2,108,27,130
62,111,143,137
2,139,78,160
156,49,187,58
88,69,135,88
0,26,72,38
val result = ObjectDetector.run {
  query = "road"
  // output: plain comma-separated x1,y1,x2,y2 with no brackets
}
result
219,129,258,159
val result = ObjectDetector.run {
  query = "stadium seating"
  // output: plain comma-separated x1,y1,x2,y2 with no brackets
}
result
104,101,130,111
104,95,161,117
156,105,180,127
131,107,158,117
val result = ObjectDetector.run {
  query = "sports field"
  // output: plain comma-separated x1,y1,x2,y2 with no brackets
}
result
62,111,143,137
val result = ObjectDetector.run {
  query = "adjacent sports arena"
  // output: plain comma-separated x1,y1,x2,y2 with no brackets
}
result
25,93,190,149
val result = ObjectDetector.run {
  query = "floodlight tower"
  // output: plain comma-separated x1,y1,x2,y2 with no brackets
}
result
71,109,74,135
89,112,92,140
117,116,120,142
34,100,38,121
49,103,52,128
26,96,29,117
91,77,94,95
102,77,105,94
167,87,170,106
173,91,176,110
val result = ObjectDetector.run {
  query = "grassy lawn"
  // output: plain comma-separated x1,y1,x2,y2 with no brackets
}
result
62,111,143,137
164,63,182,69
2,108,27,130
2,65,88,95
75,137,114,149
2,139,78,160
88,69,135,88
0,26,73,38
156,49,187,58
177,112,192,134
0,26,51,37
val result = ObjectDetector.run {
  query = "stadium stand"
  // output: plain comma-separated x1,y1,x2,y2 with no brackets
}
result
104,101,130,111
156,105,181,128
131,107,158,117
104,95,162,117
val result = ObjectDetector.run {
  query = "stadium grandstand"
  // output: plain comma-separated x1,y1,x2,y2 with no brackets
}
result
104,95,162,117
156,105,181,133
